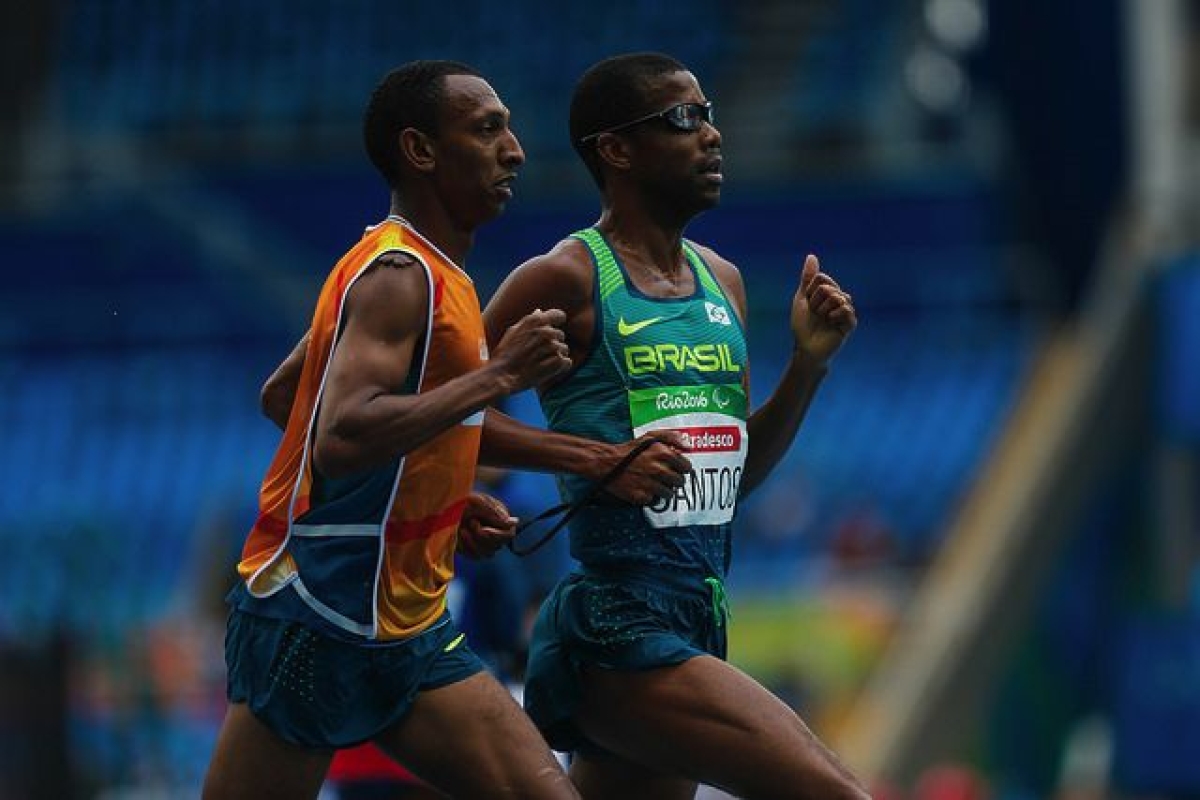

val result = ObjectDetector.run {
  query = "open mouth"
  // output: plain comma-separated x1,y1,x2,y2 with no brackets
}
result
699,157,723,183
494,174,517,191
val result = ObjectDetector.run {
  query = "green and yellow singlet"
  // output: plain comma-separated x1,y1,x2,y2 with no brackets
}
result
539,227,749,579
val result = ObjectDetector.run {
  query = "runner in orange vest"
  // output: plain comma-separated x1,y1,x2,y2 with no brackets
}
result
202,60,579,800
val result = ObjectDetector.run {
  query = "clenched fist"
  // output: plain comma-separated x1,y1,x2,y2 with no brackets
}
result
490,308,572,391
457,492,518,559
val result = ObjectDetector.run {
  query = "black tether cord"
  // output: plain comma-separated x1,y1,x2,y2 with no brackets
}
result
507,437,659,557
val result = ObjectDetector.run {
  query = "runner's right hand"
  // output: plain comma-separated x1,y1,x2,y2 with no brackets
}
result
491,308,572,391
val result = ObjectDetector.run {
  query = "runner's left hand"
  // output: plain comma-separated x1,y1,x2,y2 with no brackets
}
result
791,254,857,367
601,431,693,506
457,492,518,559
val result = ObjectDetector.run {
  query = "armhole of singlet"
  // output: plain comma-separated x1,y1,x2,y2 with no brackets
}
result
544,229,608,386
683,240,748,338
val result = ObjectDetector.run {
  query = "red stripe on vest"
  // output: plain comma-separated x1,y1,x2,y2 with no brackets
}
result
252,512,288,537
433,275,445,309
385,498,468,544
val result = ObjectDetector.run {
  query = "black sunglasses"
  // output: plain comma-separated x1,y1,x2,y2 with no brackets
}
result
578,101,715,144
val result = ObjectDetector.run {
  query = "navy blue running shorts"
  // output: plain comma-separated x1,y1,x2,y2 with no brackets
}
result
523,569,728,753
224,608,484,749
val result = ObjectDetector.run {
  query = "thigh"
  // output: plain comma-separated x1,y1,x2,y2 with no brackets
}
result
569,750,697,800
203,702,333,800
574,656,868,800
374,671,578,800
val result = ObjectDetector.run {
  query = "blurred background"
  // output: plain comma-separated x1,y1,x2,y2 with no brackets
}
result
1,0,1198,797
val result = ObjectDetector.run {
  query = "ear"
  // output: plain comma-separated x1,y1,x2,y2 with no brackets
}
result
593,132,633,174
399,128,436,174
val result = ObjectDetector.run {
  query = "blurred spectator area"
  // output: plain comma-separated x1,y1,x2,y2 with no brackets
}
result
14,0,992,192
0,173,1039,793
5,0,1141,794
42,0,726,180
0,169,1037,630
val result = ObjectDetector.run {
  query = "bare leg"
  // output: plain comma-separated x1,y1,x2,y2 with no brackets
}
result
573,657,871,800
203,703,333,800
569,750,697,800
374,671,579,799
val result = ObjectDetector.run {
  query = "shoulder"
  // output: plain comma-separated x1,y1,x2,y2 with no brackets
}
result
688,240,744,295
687,240,748,319
496,236,593,302
484,236,594,338
344,249,427,302
352,251,429,296
517,236,593,281
342,251,430,332
372,250,423,271
687,240,741,283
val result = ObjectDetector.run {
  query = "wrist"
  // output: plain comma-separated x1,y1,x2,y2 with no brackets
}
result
480,360,520,398
579,440,620,482
790,346,831,378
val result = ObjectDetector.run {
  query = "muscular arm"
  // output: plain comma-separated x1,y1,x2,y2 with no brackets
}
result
258,253,418,432
481,408,614,479
481,408,691,506
484,240,597,378
482,241,691,505
315,259,570,478
702,247,856,497
742,351,829,496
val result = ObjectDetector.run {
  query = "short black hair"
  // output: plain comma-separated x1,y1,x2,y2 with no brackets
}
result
363,60,483,189
569,52,689,188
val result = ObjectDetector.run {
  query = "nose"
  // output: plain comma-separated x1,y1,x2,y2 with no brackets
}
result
501,129,525,168
700,119,721,148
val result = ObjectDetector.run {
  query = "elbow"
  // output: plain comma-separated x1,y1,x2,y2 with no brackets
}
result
313,411,367,479
260,380,286,425
313,407,396,479
313,434,361,480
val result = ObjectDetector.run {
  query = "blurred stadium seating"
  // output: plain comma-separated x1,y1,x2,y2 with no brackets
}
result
3,0,1197,798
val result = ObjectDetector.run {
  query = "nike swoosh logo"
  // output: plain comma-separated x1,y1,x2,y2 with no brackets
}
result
617,316,664,336
443,633,466,652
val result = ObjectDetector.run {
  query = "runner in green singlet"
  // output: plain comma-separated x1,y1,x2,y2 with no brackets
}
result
483,53,869,800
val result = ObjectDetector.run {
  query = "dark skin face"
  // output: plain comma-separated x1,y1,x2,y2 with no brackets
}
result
597,70,724,227
396,73,525,265
432,74,525,225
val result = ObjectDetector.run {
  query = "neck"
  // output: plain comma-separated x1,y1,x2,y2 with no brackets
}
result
595,202,688,277
595,185,691,261
390,195,474,269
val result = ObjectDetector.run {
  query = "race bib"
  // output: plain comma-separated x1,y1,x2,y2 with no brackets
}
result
628,384,748,528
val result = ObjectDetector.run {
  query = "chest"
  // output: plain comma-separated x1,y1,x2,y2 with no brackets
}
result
603,291,746,386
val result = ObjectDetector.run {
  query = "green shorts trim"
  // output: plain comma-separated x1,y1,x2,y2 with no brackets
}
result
224,608,483,749
523,569,728,753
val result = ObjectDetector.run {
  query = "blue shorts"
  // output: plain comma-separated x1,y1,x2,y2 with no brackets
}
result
523,568,728,753
224,608,484,749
